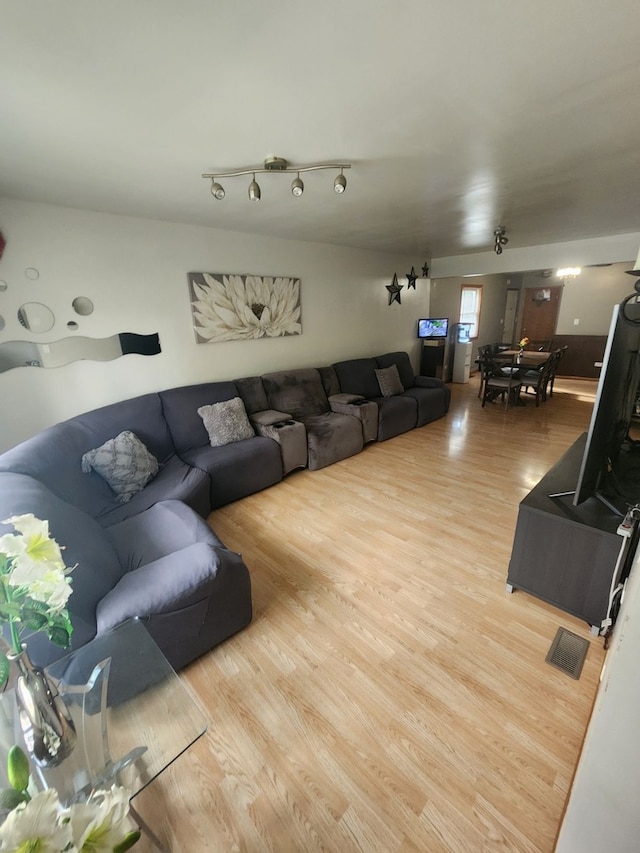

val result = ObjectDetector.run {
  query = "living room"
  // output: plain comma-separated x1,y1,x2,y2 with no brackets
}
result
2,2,640,851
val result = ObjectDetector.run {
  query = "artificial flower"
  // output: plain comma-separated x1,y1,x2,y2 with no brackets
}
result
68,786,140,853
0,788,73,852
519,336,530,348
0,514,74,667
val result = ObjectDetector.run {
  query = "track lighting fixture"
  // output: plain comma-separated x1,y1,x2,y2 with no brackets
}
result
248,174,261,201
202,156,351,202
210,180,225,200
291,173,304,197
494,226,508,255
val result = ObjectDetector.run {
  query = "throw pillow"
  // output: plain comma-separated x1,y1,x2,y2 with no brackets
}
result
81,431,159,503
375,364,404,397
197,397,255,447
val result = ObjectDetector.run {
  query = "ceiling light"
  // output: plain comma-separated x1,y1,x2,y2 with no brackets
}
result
248,174,261,201
334,169,347,194
210,179,225,200
493,226,508,255
291,174,304,197
557,267,581,278
203,157,351,201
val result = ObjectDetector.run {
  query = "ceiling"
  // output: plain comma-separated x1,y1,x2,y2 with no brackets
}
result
2,0,640,259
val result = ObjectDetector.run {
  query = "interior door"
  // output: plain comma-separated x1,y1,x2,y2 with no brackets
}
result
502,288,519,344
520,285,563,347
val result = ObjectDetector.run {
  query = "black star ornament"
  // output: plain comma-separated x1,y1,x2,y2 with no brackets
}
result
386,273,403,305
407,266,418,289
421,262,430,278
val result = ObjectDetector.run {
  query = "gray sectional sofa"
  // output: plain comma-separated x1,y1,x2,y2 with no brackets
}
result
0,350,448,670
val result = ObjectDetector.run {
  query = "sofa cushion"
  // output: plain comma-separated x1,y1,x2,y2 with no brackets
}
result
159,381,239,455
375,351,416,390
317,366,341,398
197,398,254,448
233,376,269,415
302,412,364,470
81,431,159,503
262,368,329,419
333,358,381,399
375,364,404,397
0,393,176,520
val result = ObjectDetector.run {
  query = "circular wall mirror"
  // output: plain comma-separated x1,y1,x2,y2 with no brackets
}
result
72,296,94,316
0,281,7,292
17,302,55,333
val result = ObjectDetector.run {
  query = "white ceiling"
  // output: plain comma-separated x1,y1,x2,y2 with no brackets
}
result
2,0,640,259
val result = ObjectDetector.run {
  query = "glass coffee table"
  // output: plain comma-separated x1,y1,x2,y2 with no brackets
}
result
1,619,208,851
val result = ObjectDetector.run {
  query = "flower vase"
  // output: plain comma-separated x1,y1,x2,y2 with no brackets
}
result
8,646,77,768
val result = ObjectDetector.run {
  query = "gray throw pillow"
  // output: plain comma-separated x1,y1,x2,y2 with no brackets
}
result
81,430,159,503
197,397,255,447
375,364,404,397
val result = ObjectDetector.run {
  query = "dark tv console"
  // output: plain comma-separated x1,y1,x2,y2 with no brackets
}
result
506,433,627,633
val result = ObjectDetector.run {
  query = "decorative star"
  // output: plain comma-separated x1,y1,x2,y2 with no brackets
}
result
386,273,403,305
421,262,430,278
406,266,418,289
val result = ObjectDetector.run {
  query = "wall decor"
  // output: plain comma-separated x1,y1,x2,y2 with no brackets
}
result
187,272,301,343
0,231,5,260
386,273,403,306
0,332,161,373
406,266,418,289
422,262,430,277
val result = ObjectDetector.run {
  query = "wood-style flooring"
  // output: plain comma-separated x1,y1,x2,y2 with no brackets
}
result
132,377,605,852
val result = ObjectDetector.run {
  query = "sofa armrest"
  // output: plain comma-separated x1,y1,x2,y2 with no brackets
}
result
96,542,234,633
414,375,447,390
328,393,365,405
250,409,292,427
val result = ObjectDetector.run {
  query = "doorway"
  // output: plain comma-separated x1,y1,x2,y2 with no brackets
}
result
502,288,519,345
520,285,562,348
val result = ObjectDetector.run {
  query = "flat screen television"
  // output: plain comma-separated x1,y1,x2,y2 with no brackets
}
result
417,318,449,340
573,298,640,511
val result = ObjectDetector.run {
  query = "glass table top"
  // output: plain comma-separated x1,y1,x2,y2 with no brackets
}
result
0,618,208,805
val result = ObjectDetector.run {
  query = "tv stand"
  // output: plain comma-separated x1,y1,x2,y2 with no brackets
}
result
506,434,625,632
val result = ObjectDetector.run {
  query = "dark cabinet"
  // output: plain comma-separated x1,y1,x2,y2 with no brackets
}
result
507,434,623,631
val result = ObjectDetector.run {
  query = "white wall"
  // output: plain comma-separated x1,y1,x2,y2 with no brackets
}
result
0,198,426,451
556,543,640,852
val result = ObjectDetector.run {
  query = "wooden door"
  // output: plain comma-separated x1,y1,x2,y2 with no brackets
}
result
520,285,562,347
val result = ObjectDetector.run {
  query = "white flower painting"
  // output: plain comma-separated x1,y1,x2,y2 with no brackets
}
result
188,272,302,343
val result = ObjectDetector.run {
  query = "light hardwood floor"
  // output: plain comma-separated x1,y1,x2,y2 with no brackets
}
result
132,377,605,852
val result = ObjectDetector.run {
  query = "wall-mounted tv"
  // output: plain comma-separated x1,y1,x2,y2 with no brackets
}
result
417,318,449,340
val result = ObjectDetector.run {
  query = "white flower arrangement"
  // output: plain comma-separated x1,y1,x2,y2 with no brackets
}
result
0,746,140,852
0,514,74,681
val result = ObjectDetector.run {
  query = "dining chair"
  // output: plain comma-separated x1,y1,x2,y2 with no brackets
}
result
519,352,558,406
481,354,522,409
476,344,493,399
547,345,567,397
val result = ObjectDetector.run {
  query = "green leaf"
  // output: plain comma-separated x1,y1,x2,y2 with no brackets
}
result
22,610,49,631
7,745,30,792
0,652,9,689
113,830,142,852
0,787,28,810
47,625,72,649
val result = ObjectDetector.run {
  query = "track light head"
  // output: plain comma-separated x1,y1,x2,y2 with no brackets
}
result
210,180,225,200
291,174,304,197
334,170,347,194
248,174,261,201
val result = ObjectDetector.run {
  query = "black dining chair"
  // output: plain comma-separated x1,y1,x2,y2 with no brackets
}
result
481,354,522,409
519,351,559,406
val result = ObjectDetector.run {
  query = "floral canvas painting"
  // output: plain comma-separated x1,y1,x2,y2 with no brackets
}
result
187,272,302,343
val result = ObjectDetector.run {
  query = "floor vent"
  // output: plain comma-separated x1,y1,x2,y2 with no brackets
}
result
545,628,590,680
